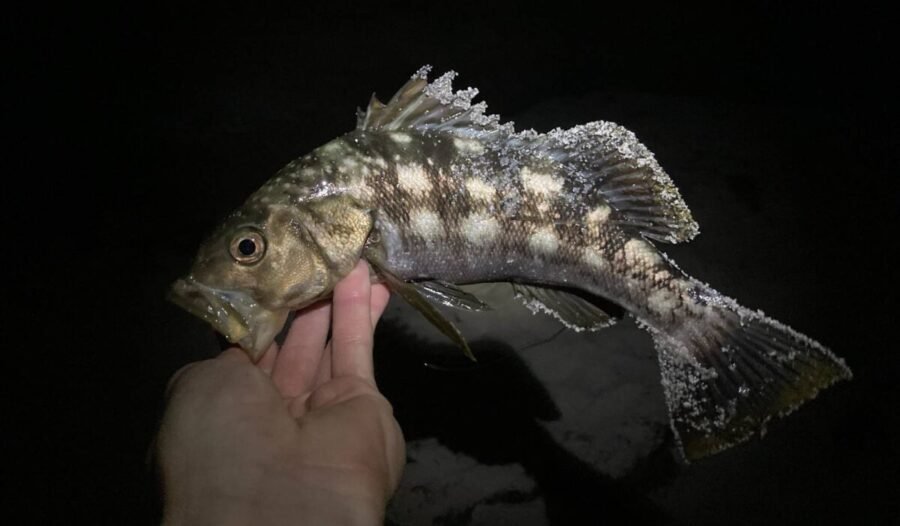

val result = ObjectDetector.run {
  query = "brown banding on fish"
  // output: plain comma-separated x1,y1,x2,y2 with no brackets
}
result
171,66,851,460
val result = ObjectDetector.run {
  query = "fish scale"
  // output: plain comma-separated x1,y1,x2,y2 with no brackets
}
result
170,66,851,461
334,133,603,284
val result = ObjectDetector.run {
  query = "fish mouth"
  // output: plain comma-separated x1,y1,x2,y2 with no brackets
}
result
168,277,288,362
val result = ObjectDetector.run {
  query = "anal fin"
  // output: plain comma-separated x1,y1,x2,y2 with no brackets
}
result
512,283,619,332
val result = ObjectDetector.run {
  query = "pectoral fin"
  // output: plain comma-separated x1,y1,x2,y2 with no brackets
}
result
365,253,476,361
512,283,618,332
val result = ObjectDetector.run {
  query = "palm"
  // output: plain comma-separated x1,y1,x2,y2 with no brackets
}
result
265,277,402,501
159,262,404,525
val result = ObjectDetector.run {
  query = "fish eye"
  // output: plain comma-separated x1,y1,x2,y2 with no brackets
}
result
229,229,266,264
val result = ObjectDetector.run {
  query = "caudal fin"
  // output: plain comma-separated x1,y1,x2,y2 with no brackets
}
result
647,284,851,461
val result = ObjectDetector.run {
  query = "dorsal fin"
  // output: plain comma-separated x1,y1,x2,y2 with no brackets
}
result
359,67,698,244
524,121,700,243
357,66,513,138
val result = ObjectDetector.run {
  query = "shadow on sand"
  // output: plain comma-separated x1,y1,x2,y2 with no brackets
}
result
374,321,679,525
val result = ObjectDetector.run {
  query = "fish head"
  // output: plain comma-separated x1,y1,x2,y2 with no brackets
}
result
170,194,373,361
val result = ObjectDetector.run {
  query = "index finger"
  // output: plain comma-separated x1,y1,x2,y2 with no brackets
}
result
330,260,377,382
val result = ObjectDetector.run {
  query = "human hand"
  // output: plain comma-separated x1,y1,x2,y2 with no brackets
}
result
158,261,404,526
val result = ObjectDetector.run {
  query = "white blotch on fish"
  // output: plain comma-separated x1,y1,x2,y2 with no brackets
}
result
465,178,497,202
409,209,443,242
528,226,559,255
586,205,612,224
461,212,500,246
520,167,563,197
389,132,412,145
453,137,485,155
582,247,608,270
396,164,433,195
623,238,662,267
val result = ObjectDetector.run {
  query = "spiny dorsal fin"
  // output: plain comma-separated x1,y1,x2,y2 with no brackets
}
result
524,121,700,244
357,66,513,138
361,68,697,243
355,94,386,128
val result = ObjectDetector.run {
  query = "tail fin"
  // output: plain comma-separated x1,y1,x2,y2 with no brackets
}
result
647,284,851,461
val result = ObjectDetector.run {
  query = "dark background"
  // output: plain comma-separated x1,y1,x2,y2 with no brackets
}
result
9,2,898,524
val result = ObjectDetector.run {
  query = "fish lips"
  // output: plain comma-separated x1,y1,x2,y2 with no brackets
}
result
168,277,288,362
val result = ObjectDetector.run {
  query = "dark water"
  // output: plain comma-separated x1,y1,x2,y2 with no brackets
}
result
11,3,897,524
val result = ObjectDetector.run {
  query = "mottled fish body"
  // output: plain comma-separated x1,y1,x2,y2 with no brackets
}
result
171,67,851,460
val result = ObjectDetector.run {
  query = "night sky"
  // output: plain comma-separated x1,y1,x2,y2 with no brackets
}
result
10,3,898,524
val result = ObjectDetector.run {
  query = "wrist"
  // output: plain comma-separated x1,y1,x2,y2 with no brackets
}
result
163,464,385,526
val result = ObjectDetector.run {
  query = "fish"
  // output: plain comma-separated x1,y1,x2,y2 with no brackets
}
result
170,66,851,460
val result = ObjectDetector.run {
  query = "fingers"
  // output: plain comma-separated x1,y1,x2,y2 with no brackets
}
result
164,362,199,399
313,342,333,389
257,342,279,375
319,282,388,387
370,283,391,327
273,301,332,398
331,261,377,383
271,261,391,395
217,346,251,363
